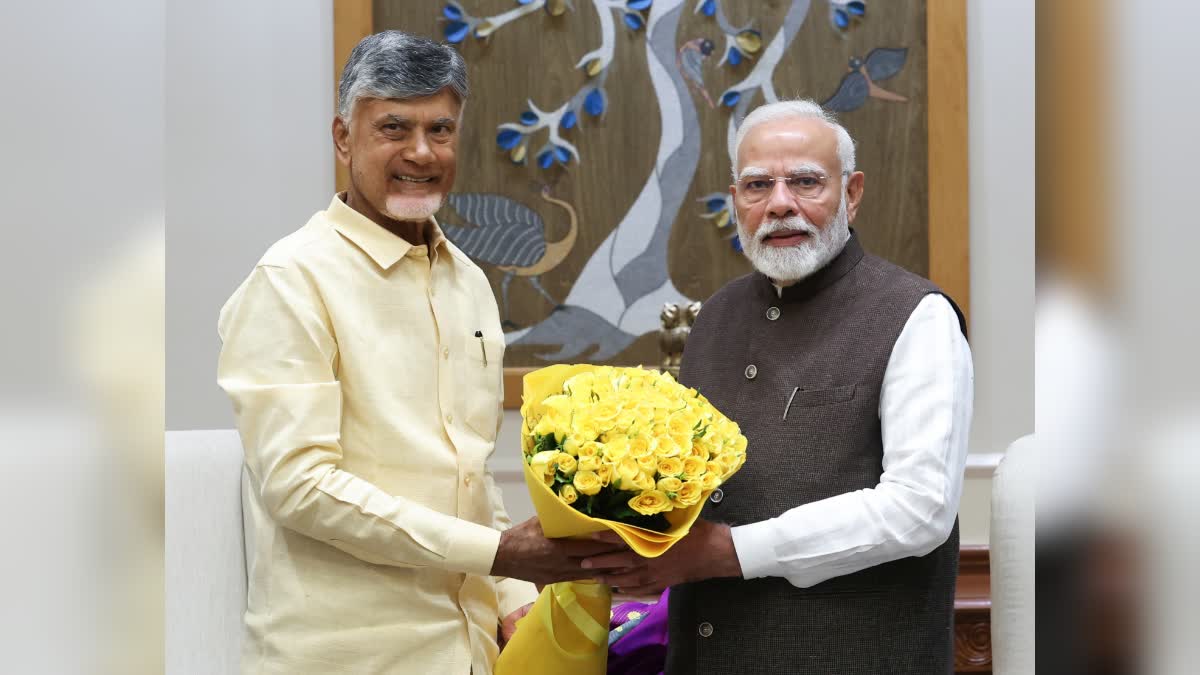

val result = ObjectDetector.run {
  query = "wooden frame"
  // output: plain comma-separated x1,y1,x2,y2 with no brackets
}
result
333,0,970,409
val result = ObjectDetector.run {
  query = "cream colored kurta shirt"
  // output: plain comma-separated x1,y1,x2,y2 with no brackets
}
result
218,194,536,675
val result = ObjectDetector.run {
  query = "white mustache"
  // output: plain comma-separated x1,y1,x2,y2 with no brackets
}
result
755,216,817,242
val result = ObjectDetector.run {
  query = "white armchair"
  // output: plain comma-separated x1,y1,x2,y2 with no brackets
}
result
989,434,1035,674
165,430,247,675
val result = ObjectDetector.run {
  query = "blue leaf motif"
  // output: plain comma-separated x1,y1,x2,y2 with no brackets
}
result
537,150,555,169
731,236,744,252
727,47,742,66
833,9,850,29
554,146,571,164
520,110,538,126
701,0,716,17
627,0,653,9
721,90,741,107
706,198,726,213
847,1,866,16
496,129,523,150
584,88,607,116
443,5,463,20
623,12,644,30
444,20,470,43
561,110,578,129
519,0,537,4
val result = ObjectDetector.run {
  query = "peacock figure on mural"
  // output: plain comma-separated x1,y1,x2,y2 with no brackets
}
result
442,187,579,329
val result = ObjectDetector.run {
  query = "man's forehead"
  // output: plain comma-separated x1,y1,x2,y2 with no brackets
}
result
358,91,462,118
738,117,838,168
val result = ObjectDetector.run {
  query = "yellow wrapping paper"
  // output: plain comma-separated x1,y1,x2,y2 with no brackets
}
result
494,365,726,675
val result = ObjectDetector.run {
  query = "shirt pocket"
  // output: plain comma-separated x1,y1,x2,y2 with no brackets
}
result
461,331,505,441
784,384,857,415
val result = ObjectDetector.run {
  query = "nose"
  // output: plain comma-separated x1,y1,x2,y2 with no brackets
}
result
764,179,798,219
404,130,435,165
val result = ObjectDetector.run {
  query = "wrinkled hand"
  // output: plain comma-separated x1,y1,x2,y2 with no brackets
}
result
498,603,533,650
579,519,742,596
491,516,632,585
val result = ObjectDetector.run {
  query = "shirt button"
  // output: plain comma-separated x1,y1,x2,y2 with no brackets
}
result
463,474,472,486
766,306,781,321
442,346,450,359
744,364,757,380
698,621,714,638
446,413,454,425
709,488,724,504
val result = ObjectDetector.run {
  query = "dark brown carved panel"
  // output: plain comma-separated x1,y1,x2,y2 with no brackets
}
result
955,546,991,673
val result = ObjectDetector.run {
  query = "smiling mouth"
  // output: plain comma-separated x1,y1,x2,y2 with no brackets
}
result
394,175,436,184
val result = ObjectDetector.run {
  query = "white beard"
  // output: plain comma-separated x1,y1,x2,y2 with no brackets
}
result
384,194,444,222
737,195,851,283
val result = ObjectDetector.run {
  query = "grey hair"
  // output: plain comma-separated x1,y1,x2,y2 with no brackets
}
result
337,31,469,121
729,99,856,179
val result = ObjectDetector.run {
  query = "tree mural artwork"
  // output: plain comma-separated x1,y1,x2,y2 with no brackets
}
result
416,0,918,364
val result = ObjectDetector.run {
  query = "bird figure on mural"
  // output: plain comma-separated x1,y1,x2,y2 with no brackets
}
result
677,38,716,108
441,186,579,330
821,47,909,112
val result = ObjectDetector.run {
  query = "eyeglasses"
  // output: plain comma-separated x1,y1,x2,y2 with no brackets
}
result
736,170,848,204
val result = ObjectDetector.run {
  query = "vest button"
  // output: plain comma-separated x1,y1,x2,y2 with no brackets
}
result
709,488,724,504
766,306,781,321
698,621,714,638
744,364,757,380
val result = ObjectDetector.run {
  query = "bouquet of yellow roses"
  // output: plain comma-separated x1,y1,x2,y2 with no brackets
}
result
494,364,747,675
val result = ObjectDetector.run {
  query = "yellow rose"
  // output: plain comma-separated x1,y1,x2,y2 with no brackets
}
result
700,471,722,491
533,417,558,440
578,455,601,472
632,472,657,492
596,463,614,487
628,490,671,516
654,436,682,458
681,456,706,480
629,436,655,459
562,437,581,456
657,476,683,494
657,457,684,477
672,433,694,455
552,452,577,475
716,452,739,472
591,400,621,425
689,442,711,461
578,440,603,459
530,450,559,474
667,414,693,438
616,457,641,484
573,470,603,496
559,484,579,505
672,480,703,507
730,434,748,454
603,436,630,461
637,454,658,473
572,420,600,443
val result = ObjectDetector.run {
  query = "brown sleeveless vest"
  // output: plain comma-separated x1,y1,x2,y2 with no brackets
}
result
668,234,966,674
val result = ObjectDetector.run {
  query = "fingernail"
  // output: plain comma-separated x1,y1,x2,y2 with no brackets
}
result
580,560,592,569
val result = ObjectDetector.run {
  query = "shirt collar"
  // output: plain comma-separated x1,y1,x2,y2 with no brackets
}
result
326,192,448,269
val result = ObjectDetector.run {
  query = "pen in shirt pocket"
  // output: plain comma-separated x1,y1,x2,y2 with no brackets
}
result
474,330,487,366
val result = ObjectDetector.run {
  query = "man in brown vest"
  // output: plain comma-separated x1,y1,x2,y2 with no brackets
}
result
584,100,973,673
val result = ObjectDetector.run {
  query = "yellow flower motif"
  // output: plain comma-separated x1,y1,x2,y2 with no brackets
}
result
654,436,682,458
657,476,683,493
603,436,630,461
562,437,581,456
573,470,603,496
666,414,693,438
672,433,694,455
578,456,600,473
672,480,703,507
681,456,706,480
628,490,671,516
657,456,684,477
559,484,579,505
700,471,722,491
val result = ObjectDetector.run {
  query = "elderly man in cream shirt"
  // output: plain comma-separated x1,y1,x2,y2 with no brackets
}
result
218,32,625,674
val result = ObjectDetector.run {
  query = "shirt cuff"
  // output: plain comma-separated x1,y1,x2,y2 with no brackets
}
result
730,520,782,580
442,519,503,577
496,577,539,618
